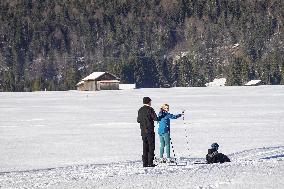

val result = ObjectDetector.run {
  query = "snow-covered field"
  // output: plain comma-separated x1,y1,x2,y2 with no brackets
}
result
0,86,283,188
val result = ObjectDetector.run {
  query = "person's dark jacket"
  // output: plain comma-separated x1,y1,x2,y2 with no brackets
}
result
137,105,161,136
206,149,231,164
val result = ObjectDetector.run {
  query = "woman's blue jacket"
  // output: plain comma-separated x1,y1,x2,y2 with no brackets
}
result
158,111,182,135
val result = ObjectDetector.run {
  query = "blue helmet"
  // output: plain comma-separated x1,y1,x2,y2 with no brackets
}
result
211,143,219,150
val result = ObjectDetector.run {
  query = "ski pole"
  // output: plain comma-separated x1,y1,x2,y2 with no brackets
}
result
183,110,191,157
170,137,178,165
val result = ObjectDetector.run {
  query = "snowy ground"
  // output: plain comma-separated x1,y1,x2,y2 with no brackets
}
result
0,86,283,188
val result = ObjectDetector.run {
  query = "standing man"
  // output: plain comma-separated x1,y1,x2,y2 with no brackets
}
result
137,97,160,167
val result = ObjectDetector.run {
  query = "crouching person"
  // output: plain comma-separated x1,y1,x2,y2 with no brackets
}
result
206,143,231,164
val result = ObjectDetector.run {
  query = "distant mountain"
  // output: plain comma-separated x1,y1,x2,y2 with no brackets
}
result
0,0,283,91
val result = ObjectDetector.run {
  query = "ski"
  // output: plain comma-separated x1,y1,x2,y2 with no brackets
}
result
167,161,187,166
155,157,186,166
192,161,207,164
156,158,202,166
154,158,207,166
157,160,206,166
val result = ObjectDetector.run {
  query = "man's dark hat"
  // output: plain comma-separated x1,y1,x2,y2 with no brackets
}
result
143,97,151,104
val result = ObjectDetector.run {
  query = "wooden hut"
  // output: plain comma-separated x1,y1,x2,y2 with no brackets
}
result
76,81,86,91
76,72,120,91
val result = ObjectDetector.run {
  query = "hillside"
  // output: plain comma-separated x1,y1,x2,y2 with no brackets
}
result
0,0,283,91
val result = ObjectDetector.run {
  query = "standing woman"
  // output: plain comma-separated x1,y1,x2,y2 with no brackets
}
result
158,104,183,162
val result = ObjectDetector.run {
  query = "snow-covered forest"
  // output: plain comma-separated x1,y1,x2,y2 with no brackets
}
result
1,0,284,91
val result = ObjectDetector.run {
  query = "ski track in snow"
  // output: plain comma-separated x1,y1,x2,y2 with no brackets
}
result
0,146,283,189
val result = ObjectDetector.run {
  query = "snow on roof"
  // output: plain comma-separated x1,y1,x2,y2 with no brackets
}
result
205,78,226,87
82,72,105,81
76,81,85,86
98,80,120,83
245,80,261,86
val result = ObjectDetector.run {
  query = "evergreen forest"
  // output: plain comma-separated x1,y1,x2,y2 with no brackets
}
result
0,0,283,91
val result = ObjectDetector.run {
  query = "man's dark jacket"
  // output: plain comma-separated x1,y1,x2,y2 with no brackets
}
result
137,105,158,136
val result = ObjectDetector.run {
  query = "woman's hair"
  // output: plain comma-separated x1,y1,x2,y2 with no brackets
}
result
160,104,169,111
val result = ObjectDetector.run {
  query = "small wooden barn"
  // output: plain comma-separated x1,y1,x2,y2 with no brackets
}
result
76,72,120,91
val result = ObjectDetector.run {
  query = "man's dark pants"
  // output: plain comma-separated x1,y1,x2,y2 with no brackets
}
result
142,134,155,167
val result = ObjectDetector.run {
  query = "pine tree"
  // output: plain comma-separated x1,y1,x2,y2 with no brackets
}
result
227,57,243,86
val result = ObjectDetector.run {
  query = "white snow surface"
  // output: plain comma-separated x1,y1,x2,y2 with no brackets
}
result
0,86,283,188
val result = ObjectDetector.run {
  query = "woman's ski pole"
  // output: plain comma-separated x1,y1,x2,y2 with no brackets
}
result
183,110,191,157
170,137,177,161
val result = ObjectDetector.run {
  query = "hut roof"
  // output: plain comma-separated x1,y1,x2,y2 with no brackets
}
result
245,80,261,86
76,81,85,86
205,78,226,87
98,80,120,83
82,72,105,81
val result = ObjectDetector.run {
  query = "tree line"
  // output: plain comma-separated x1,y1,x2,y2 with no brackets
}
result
0,0,283,91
